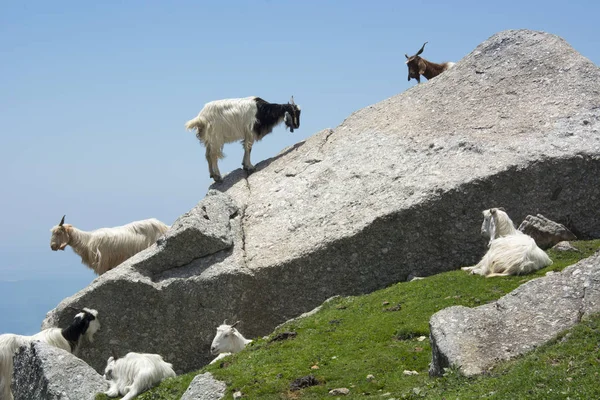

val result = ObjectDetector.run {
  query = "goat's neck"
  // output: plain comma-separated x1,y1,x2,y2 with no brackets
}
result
66,226,93,258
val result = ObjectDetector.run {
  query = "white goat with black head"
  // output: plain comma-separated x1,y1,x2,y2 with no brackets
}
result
209,321,252,365
185,96,302,182
50,215,169,275
103,352,176,400
0,308,100,400
462,208,552,277
405,42,454,84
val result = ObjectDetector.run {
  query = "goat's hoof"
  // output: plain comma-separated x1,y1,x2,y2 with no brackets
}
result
243,166,256,174
211,175,223,183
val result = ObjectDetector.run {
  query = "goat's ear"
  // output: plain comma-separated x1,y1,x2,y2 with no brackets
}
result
405,54,409,59
59,215,66,227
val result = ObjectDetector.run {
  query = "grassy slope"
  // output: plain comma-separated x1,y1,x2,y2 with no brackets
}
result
96,240,600,400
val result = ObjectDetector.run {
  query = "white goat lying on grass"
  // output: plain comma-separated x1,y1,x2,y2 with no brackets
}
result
463,208,553,277
103,352,176,400
50,215,169,275
0,308,100,400
209,321,252,365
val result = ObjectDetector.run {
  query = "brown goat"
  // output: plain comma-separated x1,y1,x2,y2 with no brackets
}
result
405,42,454,84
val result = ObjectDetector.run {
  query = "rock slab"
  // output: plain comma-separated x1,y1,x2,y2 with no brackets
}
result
44,29,600,374
429,252,600,376
519,214,577,249
180,373,226,400
12,341,107,400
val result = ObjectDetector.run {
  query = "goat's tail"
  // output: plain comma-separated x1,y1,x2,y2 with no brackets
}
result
185,116,207,140
444,62,456,70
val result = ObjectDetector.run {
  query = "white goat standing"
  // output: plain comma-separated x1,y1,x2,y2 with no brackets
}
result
0,308,100,400
462,208,553,277
50,215,169,275
185,96,301,182
103,352,176,400
209,321,252,365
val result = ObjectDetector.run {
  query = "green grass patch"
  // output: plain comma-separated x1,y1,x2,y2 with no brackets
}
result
97,240,600,399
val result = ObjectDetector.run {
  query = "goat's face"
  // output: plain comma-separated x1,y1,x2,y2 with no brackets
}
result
284,96,301,133
211,324,239,355
481,209,495,239
78,308,101,342
103,356,117,380
405,42,428,83
50,215,69,251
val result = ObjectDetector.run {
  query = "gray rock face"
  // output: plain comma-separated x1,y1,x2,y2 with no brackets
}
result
12,341,107,400
429,252,600,376
518,214,577,249
43,29,600,374
180,373,226,400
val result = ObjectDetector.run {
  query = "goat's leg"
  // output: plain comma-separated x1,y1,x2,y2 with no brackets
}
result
205,144,222,182
242,137,255,173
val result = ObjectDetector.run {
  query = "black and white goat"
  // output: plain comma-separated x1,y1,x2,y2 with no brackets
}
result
103,352,176,400
0,308,100,400
185,96,301,182
405,42,454,84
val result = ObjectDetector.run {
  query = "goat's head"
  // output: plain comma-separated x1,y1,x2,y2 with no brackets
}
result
210,320,242,355
71,307,101,343
405,42,428,83
50,215,70,251
284,96,301,133
481,209,495,239
103,349,121,380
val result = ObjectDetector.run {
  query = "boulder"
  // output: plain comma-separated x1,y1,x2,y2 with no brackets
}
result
518,214,577,249
429,252,600,376
12,341,107,400
44,29,600,374
180,373,226,400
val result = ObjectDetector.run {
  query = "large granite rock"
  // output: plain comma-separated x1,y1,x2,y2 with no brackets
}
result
518,213,577,249
12,342,107,400
43,29,600,374
429,252,600,376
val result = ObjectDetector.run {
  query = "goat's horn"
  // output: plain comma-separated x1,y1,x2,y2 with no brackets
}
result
289,96,295,105
223,319,228,325
416,42,428,56
111,348,119,360
59,215,66,226
497,207,506,212
490,208,498,215
231,321,240,328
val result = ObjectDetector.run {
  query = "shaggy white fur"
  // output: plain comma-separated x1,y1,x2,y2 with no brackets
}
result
50,216,169,275
464,208,552,277
209,321,252,365
0,308,100,400
103,352,176,400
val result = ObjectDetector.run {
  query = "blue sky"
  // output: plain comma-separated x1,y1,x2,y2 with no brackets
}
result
1,0,599,334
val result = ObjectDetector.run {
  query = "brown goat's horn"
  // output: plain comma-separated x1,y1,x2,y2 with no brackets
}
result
59,215,66,227
231,321,240,328
415,42,428,56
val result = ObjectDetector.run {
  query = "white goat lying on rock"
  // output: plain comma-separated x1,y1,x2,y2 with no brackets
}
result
0,308,100,400
103,352,176,400
209,321,252,365
50,215,169,275
463,208,553,277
